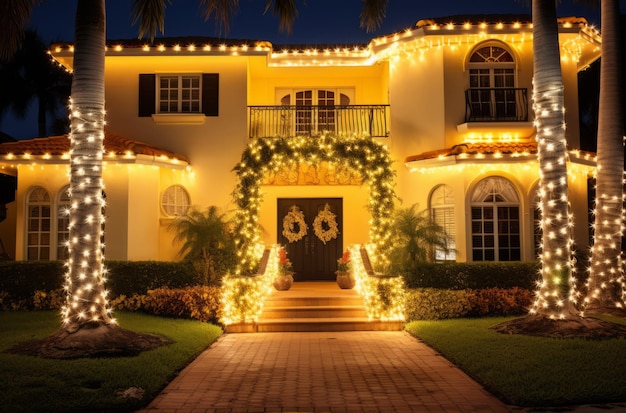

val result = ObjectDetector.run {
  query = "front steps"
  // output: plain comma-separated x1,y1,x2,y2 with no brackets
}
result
225,282,404,333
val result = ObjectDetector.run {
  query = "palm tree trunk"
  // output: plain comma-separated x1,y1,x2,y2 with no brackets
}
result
62,0,111,332
530,0,577,318
586,0,626,313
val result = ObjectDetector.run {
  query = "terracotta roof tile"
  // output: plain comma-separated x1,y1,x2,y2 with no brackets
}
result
0,132,189,163
405,141,538,163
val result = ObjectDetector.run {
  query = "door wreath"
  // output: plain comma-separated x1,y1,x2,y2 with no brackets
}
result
313,203,339,244
282,205,308,243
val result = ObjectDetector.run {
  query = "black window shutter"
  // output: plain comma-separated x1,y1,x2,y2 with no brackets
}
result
138,74,156,117
202,74,219,116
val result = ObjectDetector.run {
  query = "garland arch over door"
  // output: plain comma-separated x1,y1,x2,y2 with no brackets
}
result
232,134,396,274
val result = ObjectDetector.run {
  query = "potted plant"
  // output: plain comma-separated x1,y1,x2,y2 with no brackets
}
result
336,250,356,289
273,246,294,291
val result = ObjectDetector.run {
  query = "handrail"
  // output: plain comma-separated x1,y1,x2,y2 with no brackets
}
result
248,104,390,138
464,88,528,122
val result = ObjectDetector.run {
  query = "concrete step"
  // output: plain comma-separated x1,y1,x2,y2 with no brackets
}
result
225,282,404,333
261,305,367,319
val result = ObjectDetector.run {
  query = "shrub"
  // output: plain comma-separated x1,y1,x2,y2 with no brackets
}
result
105,260,198,295
466,287,533,317
404,287,533,321
143,286,222,323
406,261,540,290
405,288,472,320
0,261,64,300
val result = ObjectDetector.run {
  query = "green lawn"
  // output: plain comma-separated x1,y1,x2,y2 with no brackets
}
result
406,316,626,407
0,311,222,413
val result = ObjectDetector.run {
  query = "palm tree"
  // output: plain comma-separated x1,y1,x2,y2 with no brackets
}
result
0,30,71,137
1,0,389,356
528,0,578,320
388,204,452,274
585,0,626,315
169,206,236,285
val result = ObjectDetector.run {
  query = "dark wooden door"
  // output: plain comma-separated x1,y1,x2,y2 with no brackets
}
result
277,198,343,281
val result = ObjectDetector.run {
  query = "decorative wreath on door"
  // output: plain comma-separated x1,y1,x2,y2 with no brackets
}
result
282,205,308,243
313,203,339,244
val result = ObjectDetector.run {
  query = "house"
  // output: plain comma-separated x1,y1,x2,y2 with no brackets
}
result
0,14,602,280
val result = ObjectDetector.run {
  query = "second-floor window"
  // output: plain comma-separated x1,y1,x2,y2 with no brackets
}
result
279,89,352,135
467,43,519,121
138,73,219,117
158,75,201,113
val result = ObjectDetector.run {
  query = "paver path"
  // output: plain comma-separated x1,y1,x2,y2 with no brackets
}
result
140,331,514,412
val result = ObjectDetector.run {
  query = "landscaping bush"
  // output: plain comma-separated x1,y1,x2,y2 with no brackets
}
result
406,261,541,290
404,287,534,320
105,260,198,295
405,288,472,320
0,260,199,308
143,286,222,323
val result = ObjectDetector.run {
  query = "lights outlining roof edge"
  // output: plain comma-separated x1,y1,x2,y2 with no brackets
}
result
49,17,601,69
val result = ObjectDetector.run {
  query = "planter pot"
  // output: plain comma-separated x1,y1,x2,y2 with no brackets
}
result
336,271,356,289
273,273,294,291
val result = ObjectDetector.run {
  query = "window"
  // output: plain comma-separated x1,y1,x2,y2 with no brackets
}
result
467,43,518,120
161,185,190,217
471,177,521,261
57,186,71,260
26,187,51,261
158,75,200,113
138,73,219,117
279,89,352,136
430,185,456,261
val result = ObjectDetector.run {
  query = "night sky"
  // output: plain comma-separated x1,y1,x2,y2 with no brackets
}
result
2,0,621,139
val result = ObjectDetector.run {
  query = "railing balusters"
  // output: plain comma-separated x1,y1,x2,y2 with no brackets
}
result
248,105,390,139
464,88,528,122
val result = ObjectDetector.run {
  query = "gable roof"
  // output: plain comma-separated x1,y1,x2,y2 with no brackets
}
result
0,132,189,165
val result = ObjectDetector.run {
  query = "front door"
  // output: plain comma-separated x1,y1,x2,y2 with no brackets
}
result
277,198,343,281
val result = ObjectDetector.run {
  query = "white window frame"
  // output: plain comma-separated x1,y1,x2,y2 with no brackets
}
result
161,185,191,217
26,187,51,261
430,185,456,261
157,74,202,114
470,177,521,262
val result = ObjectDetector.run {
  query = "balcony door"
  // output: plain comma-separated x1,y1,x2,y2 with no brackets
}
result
278,89,352,136
278,198,343,281
467,44,517,120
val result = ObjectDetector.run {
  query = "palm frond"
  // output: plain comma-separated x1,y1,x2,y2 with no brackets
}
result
359,0,388,32
264,0,300,34
0,0,39,62
131,0,170,42
199,0,240,35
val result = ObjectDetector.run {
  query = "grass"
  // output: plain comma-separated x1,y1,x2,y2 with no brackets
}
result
406,316,626,407
0,311,222,413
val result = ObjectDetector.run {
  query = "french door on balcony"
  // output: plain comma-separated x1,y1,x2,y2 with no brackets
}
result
468,68,517,119
279,89,352,136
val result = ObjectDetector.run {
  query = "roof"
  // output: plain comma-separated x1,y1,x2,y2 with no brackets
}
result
0,132,189,164
405,141,597,166
405,141,538,163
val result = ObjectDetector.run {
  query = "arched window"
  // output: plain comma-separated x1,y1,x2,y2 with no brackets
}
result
471,177,521,261
161,185,190,217
26,187,51,261
467,43,519,121
430,185,456,261
57,186,71,260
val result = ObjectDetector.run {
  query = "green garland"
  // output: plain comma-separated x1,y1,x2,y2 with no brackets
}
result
232,134,396,273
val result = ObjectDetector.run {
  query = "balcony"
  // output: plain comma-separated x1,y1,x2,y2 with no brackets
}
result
464,88,529,122
248,105,390,139
457,87,534,138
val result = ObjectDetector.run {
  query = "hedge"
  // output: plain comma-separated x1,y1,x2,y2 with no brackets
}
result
405,261,541,290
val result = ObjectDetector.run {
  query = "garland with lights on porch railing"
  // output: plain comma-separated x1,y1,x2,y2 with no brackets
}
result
219,133,398,325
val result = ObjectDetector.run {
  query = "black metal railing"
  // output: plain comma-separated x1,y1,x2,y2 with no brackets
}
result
248,105,390,139
464,88,528,122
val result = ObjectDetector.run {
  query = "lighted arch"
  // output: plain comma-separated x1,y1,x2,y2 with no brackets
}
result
232,134,396,274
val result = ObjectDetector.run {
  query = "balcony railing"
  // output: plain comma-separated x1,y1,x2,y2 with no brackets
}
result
248,105,390,139
464,88,529,122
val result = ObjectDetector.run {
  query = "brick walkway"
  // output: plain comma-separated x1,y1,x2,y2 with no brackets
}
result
140,331,515,412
